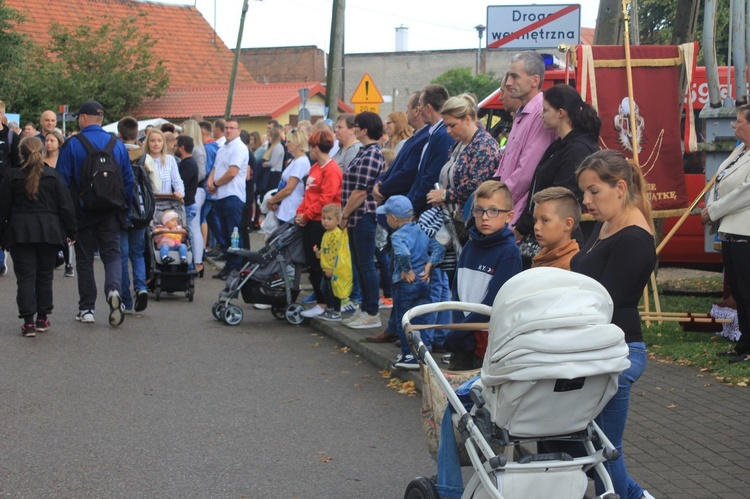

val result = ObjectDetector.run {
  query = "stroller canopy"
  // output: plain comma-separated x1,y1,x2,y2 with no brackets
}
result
482,267,630,386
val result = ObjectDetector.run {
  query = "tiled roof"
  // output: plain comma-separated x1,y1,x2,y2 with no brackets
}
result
134,82,353,120
581,28,595,45
7,0,254,89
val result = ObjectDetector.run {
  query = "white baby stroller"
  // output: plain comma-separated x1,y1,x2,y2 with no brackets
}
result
403,267,630,499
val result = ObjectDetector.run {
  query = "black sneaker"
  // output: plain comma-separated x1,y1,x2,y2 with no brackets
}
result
64,264,75,277
134,290,148,312
107,290,124,327
35,317,50,332
21,323,36,337
162,255,174,265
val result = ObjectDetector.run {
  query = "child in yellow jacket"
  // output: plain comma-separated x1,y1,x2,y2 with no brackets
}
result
314,203,351,321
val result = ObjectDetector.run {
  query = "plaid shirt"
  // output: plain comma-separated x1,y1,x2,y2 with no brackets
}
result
342,142,384,227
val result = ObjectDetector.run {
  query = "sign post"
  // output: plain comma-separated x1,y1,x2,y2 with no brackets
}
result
350,73,384,114
486,4,581,50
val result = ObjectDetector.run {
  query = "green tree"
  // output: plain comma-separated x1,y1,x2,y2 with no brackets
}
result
638,0,730,65
0,0,27,102
431,68,501,102
8,13,169,126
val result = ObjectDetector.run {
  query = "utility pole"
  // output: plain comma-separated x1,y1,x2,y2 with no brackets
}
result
594,0,625,45
225,0,250,120
326,0,346,120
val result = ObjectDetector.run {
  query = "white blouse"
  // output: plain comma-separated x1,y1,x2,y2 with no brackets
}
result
151,154,185,196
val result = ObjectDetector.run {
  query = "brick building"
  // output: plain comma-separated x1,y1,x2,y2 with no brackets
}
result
238,46,327,84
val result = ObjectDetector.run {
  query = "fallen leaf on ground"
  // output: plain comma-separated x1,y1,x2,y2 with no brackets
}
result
667,403,678,409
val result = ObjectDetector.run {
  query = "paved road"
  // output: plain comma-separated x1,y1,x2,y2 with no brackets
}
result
0,262,434,498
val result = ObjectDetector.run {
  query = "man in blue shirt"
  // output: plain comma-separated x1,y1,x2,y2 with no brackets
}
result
57,100,134,327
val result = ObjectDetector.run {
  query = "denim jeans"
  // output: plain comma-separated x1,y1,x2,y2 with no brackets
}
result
595,342,647,499
426,268,450,348
393,280,432,358
160,243,188,261
375,246,392,298
215,195,244,271
186,192,204,265
349,213,379,315
203,199,226,251
0,248,5,269
120,227,147,310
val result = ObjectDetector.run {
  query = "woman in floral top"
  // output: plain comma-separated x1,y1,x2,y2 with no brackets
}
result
426,93,501,241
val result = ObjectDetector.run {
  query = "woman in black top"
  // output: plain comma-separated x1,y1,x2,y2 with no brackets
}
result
570,149,656,499
0,137,77,336
514,84,600,268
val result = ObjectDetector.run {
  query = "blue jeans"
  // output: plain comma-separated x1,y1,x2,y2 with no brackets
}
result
375,246,392,298
215,195,244,271
349,213,379,315
120,228,147,310
203,199,226,251
595,342,647,499
160,243,188,261
425,268,450,348
394,280,432,358
0,248,5,268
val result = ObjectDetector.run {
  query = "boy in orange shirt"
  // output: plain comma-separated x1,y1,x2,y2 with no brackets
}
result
530,187,580,270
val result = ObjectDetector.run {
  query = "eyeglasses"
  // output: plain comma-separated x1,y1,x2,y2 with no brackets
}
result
472,207,511,218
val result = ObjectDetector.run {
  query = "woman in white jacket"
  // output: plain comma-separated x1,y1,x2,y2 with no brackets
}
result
702,103,750,364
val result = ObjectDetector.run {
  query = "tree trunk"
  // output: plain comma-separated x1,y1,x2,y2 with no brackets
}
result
594,0,625,45
671,0,701,45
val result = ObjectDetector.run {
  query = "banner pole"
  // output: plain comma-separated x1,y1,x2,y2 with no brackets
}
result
622,0,640,167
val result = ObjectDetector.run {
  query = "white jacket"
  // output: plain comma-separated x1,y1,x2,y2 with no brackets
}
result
707,143,750,237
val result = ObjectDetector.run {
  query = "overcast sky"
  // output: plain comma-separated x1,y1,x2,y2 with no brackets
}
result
158,1,600,54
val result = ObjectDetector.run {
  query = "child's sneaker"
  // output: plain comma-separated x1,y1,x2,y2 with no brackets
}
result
180,256,188,264
378,296,393,309
318,309,342,322
35,317,50,332
162,255,174,264
21,323,36,338
302,293,317,304
393,354,419,370
346,313,382,330
76,310,95,323
107,290,125,327
341,299,359,314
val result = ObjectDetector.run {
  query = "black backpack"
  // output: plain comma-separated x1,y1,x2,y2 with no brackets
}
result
75,133,127,213
128,154,156,229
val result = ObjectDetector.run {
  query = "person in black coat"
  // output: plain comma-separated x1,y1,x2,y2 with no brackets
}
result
0,137,77,337
513,84,601,268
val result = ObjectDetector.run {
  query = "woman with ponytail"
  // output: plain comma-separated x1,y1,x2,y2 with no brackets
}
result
513,83,601,267
570,149,656,499
0,137,77,337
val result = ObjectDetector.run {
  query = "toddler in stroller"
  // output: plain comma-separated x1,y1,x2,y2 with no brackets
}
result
148,195,196,302
404,267,631,499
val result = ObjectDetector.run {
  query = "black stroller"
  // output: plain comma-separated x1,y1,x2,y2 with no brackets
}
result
211,222,306,326
148,195,197,302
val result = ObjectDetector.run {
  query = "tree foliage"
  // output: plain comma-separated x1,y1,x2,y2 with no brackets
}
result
0,0,26,96
5,12,169,126
431,68,501,103
638,0,730,65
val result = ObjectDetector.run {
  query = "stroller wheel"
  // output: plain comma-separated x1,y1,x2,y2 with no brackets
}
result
271,306,286,321
223,305,244,326
404,477,439,499
186,283,195,302
155,285,161,301
212,302,226,320
285,303,305,325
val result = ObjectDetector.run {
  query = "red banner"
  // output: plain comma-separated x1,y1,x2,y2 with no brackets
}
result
576,45,688,210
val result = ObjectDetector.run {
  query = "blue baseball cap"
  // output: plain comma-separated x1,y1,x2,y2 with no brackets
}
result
376,195,414,219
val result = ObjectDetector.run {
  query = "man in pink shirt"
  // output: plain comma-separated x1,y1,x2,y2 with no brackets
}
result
493,51,557,224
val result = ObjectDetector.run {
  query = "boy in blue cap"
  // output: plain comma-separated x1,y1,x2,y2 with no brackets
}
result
378,195,445,370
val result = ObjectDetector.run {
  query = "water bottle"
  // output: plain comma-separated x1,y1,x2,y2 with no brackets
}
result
230,227,240,249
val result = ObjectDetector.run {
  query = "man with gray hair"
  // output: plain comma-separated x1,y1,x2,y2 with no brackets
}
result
493,51,557,225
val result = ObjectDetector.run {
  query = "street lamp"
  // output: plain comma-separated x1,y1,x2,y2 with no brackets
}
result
475,24,486,75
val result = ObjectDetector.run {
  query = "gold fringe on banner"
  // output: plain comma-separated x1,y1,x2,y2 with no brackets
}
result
593,56,684,68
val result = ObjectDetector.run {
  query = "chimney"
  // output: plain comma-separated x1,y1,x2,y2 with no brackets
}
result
395,25,408,52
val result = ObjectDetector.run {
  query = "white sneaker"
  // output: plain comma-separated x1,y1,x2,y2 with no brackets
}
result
301,304,325,318
642,492,656,499
107,290,124,327
342,310,365,325
346,313,382,330
76,310,95,323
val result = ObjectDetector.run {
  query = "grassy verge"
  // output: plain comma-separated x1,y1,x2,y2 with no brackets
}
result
642,292,750,386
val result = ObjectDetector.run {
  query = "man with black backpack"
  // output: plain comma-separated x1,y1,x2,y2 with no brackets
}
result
57,100,134,327
117,116,154,314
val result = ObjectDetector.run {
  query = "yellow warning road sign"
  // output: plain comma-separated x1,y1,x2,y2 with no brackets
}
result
351,73,384,104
